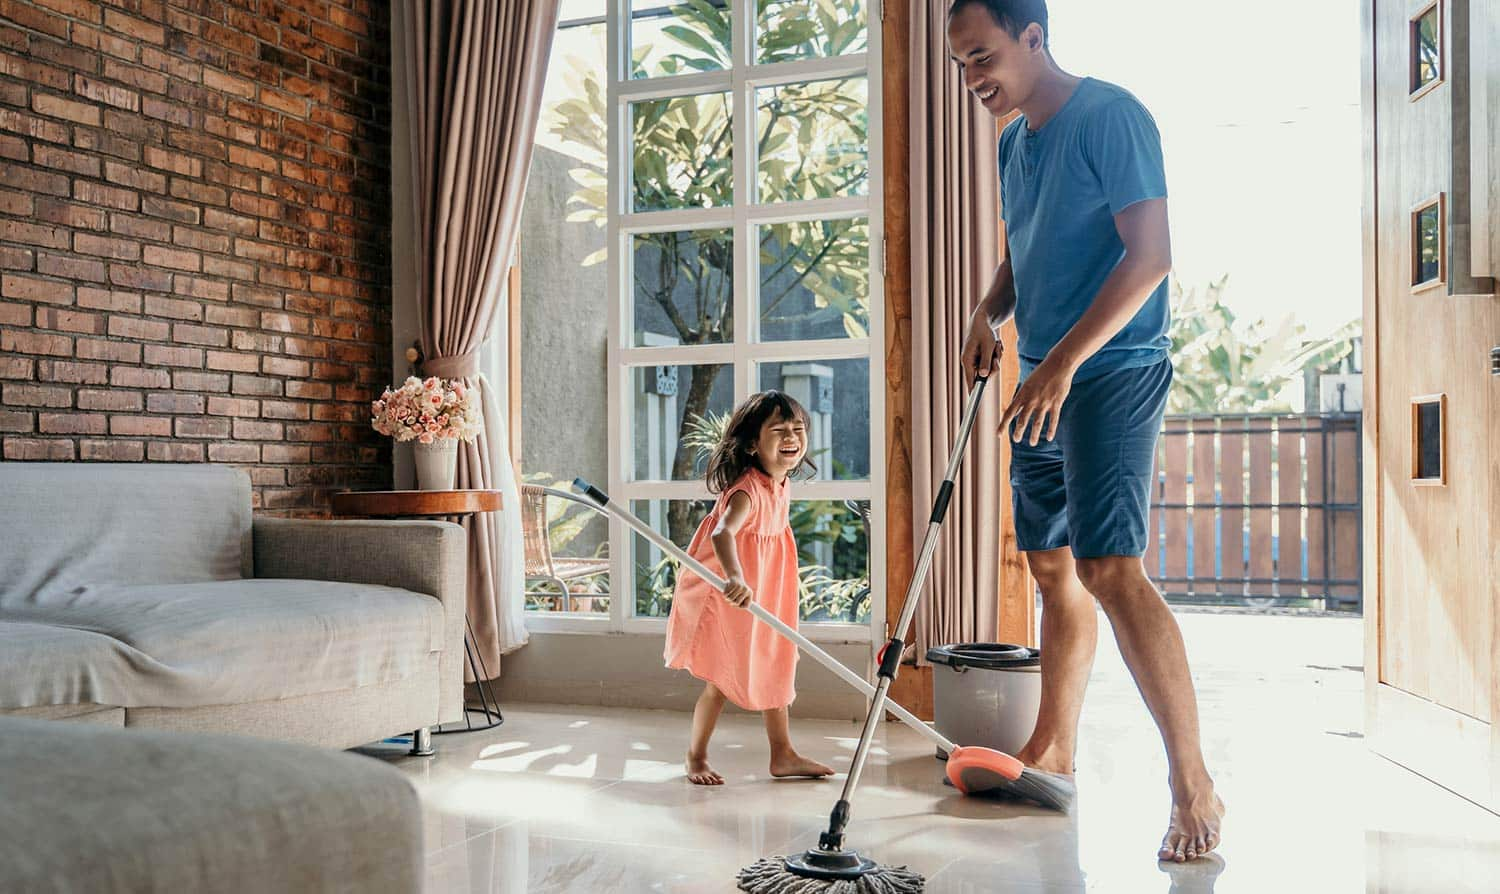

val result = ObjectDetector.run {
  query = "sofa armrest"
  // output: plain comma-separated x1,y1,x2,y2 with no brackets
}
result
252,517,467,724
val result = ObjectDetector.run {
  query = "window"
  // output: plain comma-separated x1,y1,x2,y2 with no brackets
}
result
1409,2,1442,99
606,0,883,638
1410,193,1445,291
1411,394,1445,485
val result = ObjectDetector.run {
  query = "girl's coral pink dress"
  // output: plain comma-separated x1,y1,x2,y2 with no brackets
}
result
663,467,800,711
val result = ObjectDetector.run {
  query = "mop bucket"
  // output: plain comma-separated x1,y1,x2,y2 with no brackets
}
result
926,643,1041,759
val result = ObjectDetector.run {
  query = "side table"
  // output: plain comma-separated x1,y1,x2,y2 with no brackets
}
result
331,489,505,748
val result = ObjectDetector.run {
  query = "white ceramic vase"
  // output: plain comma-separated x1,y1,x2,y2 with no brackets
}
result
413,439,458,491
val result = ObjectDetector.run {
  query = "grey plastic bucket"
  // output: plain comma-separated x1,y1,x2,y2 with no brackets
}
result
926,643,1041,758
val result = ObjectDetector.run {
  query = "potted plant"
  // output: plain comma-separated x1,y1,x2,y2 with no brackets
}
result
371,376,483,490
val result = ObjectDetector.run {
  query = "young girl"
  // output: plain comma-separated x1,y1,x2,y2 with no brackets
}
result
663,390,836,786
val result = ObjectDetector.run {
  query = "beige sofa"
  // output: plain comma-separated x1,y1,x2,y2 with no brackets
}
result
0,463,466,752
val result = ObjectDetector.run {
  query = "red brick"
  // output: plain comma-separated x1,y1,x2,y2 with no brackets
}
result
262,443,310,464
109,264,173,291
282,337,327,358
77,287,142,313
203,306,256,328
233,418,282,440
143,344,202,367
205,350,259,373
172,323,226,346
146,392,205,414
261,399,309,420
147,441,205,462
204,208,258,235
0,161,70,196
39,412,107,434
203,68,256,99
175,276,230,302
32,93,101,126
75,338,140,363
144,295,202,321
143,96,192,126
36,360,107,385
81,439,144,461
79,389,142,411
284,380,333,401
143,245,201,272
2,383,71,407
208,396,259,417
75,180,139,212
0,187,33,216
75,233,142,261
102,58,168,95
109,212,172,242
0,218,70,249
231,374,282,396
5,437,75,460
75,75,140,112
208,442,259,462
170,178,228,206
204,256,254,281
141,195,199,223
34,308,102,333
104,160,167,193
104,8,165,44
1,330,72,357
229,284,281,309
34,254,105,285
0,134,26,161
0,409,32,431
109,316,170,341
109,415,171,437
35,198,106,230
262,356,310,378
32,144,101,177
0,355,32,378
229,191,280,218
2,273,73,305
0,52,69,92
175,416,231,438
0,247,33,271
171,371,228,391
171,227,230,253
109,366,169,388
0,300,29,324
70,23,135,61
286,423,334,442
140,47,201,84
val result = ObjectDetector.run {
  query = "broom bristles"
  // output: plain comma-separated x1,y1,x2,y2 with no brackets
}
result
1004,768,1077,812
737,856,925,893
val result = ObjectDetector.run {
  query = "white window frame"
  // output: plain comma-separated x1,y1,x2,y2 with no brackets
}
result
528,0,884,646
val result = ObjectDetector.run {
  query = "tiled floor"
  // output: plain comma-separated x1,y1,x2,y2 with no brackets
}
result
363,612,1500,892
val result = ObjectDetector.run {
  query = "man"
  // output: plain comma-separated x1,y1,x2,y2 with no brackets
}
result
946,0,1224,863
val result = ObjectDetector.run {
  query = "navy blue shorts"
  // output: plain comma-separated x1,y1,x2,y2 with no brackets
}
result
1009,358,1171,559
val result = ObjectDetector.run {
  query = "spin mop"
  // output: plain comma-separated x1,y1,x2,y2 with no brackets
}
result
573,375,1072,894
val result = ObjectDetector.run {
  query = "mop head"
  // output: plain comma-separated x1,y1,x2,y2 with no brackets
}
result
737,857,924,893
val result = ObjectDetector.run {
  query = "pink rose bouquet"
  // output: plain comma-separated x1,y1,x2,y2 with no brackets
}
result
371,376,483,444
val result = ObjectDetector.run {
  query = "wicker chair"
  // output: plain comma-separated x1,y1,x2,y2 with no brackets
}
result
522,485,609,612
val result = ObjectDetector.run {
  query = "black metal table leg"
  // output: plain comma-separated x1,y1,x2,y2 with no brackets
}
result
433,616,504,734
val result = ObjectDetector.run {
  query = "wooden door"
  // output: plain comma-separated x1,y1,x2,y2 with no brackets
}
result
1363,0,1500,812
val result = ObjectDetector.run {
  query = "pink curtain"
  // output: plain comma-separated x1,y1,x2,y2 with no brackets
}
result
404,0,559,674
908,0,1005,663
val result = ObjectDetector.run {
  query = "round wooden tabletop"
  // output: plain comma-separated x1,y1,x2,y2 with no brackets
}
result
331,489,502,518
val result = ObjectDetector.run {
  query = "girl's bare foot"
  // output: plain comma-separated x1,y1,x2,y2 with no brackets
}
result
686,754,724,785
1158,787,1225,862
769,750,834,778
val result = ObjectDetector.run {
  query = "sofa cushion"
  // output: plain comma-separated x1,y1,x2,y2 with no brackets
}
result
0,580,442,709
0,621,138,710
0,717,422,893
0,463,253,604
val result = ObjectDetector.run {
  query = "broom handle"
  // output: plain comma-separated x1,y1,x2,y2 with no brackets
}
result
571,478,957,755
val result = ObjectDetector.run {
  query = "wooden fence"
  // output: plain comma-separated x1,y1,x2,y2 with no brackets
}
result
1147,413,1362,612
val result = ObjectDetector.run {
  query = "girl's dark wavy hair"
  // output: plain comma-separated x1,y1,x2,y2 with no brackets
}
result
705,390,816,494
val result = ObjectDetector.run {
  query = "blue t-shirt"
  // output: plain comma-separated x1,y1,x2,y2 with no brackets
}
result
999,77,1170,381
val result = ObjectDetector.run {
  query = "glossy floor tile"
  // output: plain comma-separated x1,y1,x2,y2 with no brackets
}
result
362,612,1500,893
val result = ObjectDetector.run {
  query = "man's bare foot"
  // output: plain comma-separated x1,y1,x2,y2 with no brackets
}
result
1158,787,1225,862
686,754,724,786
769,751,834,778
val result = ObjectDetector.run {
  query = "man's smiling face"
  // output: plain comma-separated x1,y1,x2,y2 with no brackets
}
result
946,4,1044,120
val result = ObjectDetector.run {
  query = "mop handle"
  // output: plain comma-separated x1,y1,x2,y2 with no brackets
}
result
571,478,957,755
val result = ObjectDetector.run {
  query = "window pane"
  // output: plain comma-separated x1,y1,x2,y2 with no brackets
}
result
1412,7,1439,92
757,77,868,203
759,218,868,341
522,480,611,616
630,497,715,617
633,93,733,211
759,358,869,479
757,0,868,63
633,363,734,481
631,0,731,80
1415,202,1440,284
633,229,733,347
521,16,610,574
793,499,870,623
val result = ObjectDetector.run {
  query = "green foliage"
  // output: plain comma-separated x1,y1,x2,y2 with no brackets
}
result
1168,276,1358,415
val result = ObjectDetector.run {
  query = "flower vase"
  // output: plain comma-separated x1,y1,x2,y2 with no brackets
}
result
413,439,458,491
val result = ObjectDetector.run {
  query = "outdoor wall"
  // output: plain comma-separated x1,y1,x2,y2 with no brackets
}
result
0,0,393,511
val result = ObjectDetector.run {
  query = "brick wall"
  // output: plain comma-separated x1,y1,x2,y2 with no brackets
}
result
0,0,392,512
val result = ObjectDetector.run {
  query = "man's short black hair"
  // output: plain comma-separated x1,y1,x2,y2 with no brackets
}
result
948,0,1049,48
